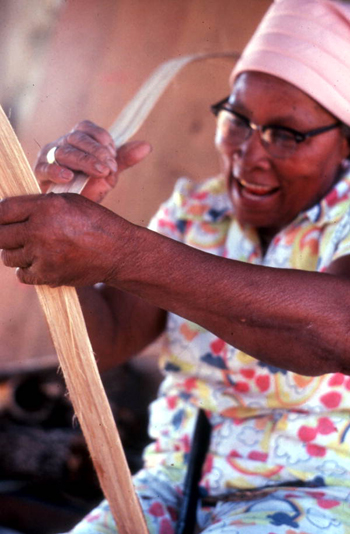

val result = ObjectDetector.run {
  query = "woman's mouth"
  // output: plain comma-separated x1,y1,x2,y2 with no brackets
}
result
236,177,280,198
229,173,283,228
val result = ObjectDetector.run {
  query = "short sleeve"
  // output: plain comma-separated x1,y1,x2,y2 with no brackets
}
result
331,208,350,262
148,177,196,242
318,207,350,270
148,175,232,242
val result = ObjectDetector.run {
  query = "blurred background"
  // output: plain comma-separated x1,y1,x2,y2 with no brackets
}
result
0,1,271,532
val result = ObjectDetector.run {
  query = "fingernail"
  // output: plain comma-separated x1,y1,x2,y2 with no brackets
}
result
138,143,152,157
106,158,117,172
107,143,117,157
59,169,74,180
94,162,108,174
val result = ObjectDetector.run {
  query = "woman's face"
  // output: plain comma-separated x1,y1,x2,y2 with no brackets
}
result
216,72,349,237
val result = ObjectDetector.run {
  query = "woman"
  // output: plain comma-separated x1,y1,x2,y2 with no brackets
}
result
1,0,350,532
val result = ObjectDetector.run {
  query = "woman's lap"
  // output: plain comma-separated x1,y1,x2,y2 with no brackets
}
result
64,467,181,534
63,467,350,534
199,487,350,533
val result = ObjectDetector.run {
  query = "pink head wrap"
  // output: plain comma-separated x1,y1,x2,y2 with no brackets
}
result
231,0,350,125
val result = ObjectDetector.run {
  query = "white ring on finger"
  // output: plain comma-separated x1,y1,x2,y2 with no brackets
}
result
46,146,58,165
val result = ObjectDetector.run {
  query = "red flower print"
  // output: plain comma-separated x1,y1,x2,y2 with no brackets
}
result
317,498,340,509
241,368,255,379
328,373,345,387
183,378,197,392
234,381,250,393
320,391,342,409
248,450,268,462
298,425,317,442
167,506,177,521
317,417,337,435
228,449,242,458
167,396,177,410
306,444,326,457
210,338,226,355
149,502,165,517
255,374,270,392
160,518,173,534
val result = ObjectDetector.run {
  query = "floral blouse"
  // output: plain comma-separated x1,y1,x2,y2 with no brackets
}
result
146,169,350,496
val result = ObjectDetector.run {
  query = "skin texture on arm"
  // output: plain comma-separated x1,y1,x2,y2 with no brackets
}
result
126,230,350,377
0,192,350,377
78,284,166,372
4,74,350,378
90,224,350,378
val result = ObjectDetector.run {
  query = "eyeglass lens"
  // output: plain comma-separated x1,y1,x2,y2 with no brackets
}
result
215,110,298,158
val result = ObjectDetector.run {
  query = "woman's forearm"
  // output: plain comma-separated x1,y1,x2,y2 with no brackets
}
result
1,192,349,376
109,225,350,376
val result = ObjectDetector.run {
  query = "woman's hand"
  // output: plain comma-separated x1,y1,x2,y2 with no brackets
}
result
35,120,151,203
0,193,132,287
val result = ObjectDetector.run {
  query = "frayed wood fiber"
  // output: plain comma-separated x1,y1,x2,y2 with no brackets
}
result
0,105,148,534
0,52,239,533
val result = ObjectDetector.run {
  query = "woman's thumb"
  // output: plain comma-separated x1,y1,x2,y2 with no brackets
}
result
116,141,152,172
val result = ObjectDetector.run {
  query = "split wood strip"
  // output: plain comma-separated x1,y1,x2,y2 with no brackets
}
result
0,105,148,534
0,52,240,532
50,51,239,195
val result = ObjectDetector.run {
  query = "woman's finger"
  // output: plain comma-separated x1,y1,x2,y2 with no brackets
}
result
16,266,37,286
1,247,32,269
72,120,116,155
35,121,117,189
35,161,75,189
0,196,40,225
63,130,117,173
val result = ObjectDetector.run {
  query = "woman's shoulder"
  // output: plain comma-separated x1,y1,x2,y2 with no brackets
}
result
167,175,233,222
148,175,233,240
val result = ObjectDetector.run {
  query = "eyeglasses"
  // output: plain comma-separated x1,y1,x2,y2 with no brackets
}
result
211,97,341,159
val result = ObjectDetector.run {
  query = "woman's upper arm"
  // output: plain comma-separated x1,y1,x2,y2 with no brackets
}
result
79,284,167,372
325,254,350,278
100,284,167,366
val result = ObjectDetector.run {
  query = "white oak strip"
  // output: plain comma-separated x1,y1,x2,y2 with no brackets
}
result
0,105,149,534
50,52,239,195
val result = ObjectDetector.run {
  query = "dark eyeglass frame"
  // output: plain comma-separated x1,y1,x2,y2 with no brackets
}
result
211,96,341,151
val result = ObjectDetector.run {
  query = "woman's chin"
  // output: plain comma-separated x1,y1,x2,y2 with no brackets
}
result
230,178,283,230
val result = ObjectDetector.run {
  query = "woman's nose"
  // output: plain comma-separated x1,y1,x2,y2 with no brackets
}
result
236,129,271,170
